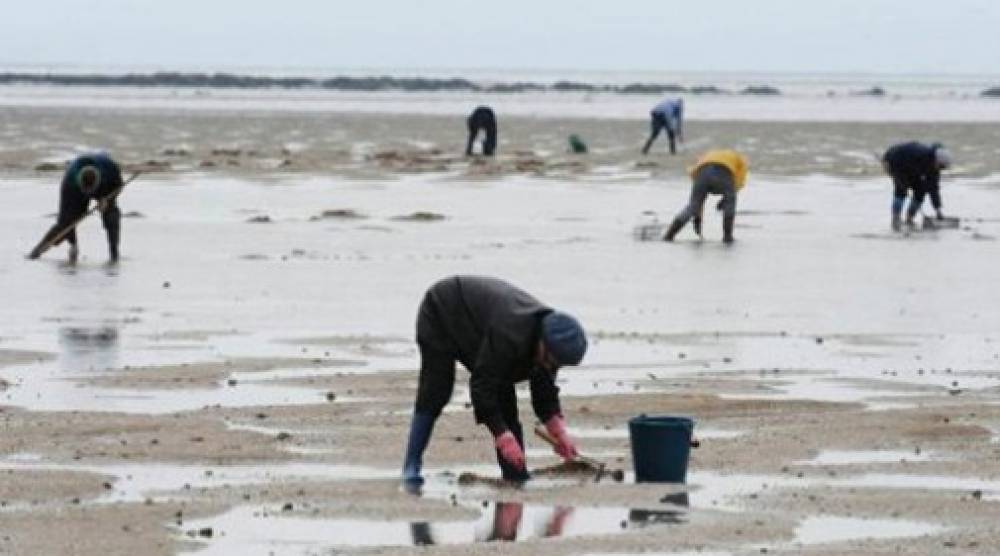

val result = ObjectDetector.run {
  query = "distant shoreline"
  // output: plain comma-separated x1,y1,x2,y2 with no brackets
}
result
4,71,997,98
0,71,791,95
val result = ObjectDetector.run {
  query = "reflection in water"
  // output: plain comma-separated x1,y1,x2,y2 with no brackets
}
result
61,326,118,345
179,487,691,552
408,499,687,546
628,508,686,526
410,522,434,546
59,325,120,371
660,492,691,507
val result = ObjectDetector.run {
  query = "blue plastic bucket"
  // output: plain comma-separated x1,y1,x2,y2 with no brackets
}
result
628,415,695,483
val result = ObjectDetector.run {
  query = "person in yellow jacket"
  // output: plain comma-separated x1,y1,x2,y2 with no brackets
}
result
664,149,749,244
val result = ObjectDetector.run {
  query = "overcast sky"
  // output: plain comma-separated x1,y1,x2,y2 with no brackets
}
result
4,0,998,75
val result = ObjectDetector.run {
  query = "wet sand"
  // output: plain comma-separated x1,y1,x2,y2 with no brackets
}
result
1,104,1000,555
4,105,1000,180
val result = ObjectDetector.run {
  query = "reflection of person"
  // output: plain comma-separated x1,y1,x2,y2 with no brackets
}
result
664,149,749,244
28,152,124,263
881,141,951,231
402,276,587,488
410,522,435,546
642,97,684,155
544,506,573,537
466,106,498,156
489,502,523,541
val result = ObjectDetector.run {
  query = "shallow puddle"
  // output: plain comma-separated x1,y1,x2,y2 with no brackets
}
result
721,375,922,408
837,473,1000,500
1,379,343,414
793,515,947,545
0,459,398,504
180,499,686,554
570,426,742,441
802,449,936,465
583,553,731,556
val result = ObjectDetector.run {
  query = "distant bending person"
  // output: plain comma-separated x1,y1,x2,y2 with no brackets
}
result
664,149,749,244
466,106,498,156
642,97,684,155
28,152,124,263
881,141,951,231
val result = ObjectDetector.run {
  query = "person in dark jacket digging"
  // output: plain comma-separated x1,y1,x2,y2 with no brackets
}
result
28,152,124,263
881,141,952,231
402,275,588,488
465,106,498,156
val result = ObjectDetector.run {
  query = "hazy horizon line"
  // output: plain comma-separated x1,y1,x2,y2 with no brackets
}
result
0,61,997,81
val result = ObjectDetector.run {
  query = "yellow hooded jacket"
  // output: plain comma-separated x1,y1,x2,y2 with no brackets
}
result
689,150,749,191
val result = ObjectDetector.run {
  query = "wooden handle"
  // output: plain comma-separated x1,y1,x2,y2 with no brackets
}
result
28,172,141,259
533,425,559,448
534,425,605,469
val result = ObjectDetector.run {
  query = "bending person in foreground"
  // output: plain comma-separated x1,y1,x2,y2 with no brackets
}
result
402,275,588,489
466,106,498,156
664,149,749,244
881,141,951,231
28,152,124,263
642,97,684,155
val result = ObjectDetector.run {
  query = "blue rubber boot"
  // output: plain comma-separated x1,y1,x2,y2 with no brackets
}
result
402,412,436,492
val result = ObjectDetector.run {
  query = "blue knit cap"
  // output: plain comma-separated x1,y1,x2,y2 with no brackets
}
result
541,311,587,366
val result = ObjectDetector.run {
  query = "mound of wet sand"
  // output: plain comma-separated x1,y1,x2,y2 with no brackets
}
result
10,110,1000,180
309,209,367,221
33,162,65,172
457,460,625,487
368,149,455,173
390,211,446,222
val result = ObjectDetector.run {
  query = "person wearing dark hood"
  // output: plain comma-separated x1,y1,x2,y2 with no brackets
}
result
465,106,498,156
28,152,124,263
881,141,952,231
402,276,588,488
28,152,122,262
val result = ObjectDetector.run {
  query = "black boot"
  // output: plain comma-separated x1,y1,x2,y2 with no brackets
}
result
663,218,685,242
692,216,703,238
722,215,735,244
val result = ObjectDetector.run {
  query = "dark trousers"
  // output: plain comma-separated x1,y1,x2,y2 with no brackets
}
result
892,174,941,220
642,112,677,155
466,109,498,156
673,163,737,230
39,183,120,258
415,316,527,480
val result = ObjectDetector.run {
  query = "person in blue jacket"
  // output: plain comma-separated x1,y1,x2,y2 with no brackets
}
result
642,97,684,155
881,142,951,231
29,152,124,262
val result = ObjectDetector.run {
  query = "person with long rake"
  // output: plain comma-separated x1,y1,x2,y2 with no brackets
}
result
28,152,130,263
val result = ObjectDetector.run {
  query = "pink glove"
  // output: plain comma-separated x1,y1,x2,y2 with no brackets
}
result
544,415,578,460
494,431,526,471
